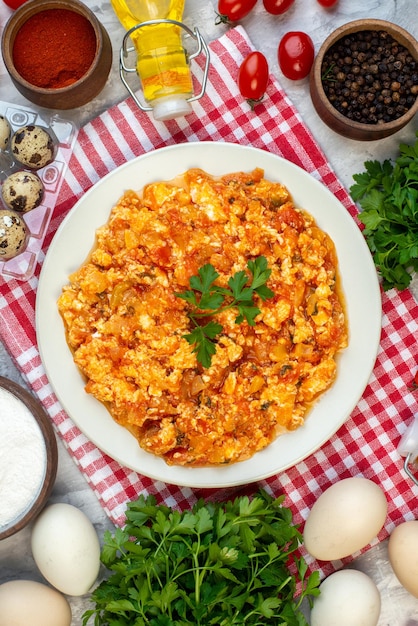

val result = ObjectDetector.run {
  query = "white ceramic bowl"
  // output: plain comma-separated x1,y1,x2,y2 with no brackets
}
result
36,142,381,488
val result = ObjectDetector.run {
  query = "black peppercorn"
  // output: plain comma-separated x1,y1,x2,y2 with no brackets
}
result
321,29,418,124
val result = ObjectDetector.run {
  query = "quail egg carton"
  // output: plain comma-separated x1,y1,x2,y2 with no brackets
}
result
0,101,77,281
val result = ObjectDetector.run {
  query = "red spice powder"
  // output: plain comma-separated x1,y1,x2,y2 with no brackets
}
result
13,8,97,89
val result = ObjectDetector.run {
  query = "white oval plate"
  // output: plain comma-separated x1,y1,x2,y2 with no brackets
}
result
36,142,381,488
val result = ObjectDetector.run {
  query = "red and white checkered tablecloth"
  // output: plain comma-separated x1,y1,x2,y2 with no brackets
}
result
1,26,417,576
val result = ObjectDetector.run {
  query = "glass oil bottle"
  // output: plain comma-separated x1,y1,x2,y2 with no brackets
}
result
111,0,210,121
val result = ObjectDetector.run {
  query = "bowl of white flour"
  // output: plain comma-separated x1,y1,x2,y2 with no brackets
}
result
0,376,58,540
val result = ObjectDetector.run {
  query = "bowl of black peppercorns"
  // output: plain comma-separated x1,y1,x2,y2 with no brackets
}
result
310,19,418,140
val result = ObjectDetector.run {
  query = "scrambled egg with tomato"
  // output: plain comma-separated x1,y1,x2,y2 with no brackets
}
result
58,168,348,466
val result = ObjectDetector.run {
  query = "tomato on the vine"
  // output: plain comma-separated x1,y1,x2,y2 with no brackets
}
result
216,0,257,23
2,0,28,9
262,0,294,15
316,0,339,6
278,31,315,80
238,51,269,108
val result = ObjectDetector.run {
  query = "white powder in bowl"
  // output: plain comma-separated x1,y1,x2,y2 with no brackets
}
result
0,386,47,529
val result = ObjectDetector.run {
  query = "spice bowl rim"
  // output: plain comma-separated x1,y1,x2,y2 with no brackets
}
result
309,18,418,140
2,0,103,93
1,0,113,109
0,375,58,541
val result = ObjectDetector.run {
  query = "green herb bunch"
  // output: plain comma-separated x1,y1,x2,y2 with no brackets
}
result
350,130,418,291
175,256,274,368
83,490,320,626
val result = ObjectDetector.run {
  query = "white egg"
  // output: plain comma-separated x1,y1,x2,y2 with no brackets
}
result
303,477,387,560
31,502,101,596
388,519,418,598
310,569,381,626
0,579,71,626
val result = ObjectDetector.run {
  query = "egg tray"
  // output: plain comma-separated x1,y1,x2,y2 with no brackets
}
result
0,101,77,281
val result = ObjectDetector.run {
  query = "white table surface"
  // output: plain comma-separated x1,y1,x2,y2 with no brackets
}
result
1,1,418,624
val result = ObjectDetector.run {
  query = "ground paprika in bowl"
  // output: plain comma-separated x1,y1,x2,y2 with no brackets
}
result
1,0,113,109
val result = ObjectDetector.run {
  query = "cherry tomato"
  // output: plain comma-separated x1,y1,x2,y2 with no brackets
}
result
238,51,269,107
262,0,295,15
2,0,28,8
216,0,257,23
316,0,339,6
278,31,315,80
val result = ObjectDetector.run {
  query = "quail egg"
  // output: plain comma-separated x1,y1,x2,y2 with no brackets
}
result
0,116,11,150
11,125,55,170
2,171,44,213
0,209,28,260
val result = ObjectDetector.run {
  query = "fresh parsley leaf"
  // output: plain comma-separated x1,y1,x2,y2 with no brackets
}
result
182,321,223,369
175,289,198,306
191,263,220,293
175,256,274,367
98,528,131,569
82,490,319,626
248,255,272,290
235,304,261,326
255,283,275,300
349,130,418,291
228,269,249,299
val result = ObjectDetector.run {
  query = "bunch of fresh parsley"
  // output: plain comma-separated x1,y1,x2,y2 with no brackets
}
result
175,256,274,367
350,130,418,291
82,490,320,626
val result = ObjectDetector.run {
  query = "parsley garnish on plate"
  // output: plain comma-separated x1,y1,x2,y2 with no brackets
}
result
350,130,418,291
175,256,274,368
82,490,320,626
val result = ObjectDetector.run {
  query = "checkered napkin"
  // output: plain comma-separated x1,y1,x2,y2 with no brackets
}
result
1,26,418,575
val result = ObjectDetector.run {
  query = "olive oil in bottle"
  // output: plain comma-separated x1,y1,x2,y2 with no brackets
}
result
111,0,194,120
